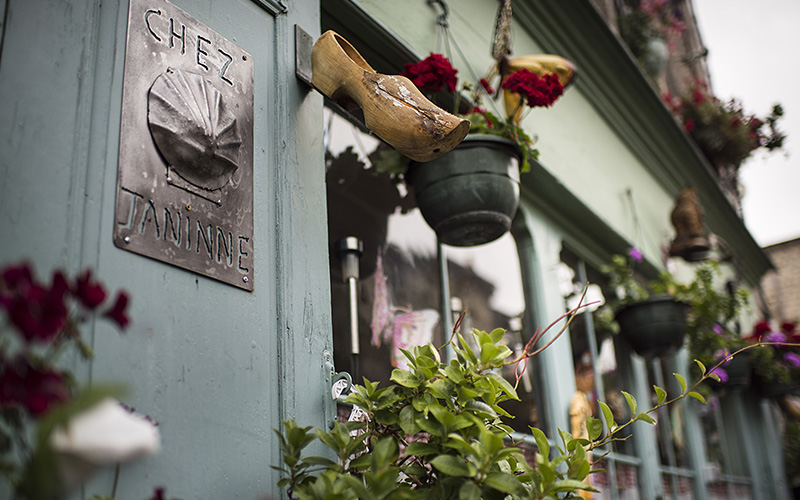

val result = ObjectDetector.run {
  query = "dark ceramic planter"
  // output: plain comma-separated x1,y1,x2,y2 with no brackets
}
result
752,372,800,399
408,135,521,247
615,295,689,359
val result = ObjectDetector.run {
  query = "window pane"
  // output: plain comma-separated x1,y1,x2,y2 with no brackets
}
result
445,235,535,431
326,108,442,383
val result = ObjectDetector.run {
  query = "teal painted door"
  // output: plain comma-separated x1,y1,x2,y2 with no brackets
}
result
0,0,330,497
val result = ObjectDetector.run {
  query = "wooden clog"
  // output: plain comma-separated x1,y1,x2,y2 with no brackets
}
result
311,31,469,162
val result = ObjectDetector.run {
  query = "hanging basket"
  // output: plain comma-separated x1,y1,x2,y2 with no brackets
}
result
615,295,689,359
752,372,800,399
407,135,521,247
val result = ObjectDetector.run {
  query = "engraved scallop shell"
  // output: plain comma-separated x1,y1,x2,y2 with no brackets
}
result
148,67,242,190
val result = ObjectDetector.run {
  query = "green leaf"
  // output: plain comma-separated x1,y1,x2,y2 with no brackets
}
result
673,372,687,393
459,480,481,500
653,385,667,404
621,391,637,415
687,391,706,404
694,359,706,376
399,405,420,435
391,368,420,388
489,328,507,343
708,372,721,382
530,427,550,458
464,400,497,418
430,455,476,477
635,412,656,425
586,417,603,441
405,442,438,456
487,372,519,400
549,479,597,493
483,472,526,495
598,401,616,431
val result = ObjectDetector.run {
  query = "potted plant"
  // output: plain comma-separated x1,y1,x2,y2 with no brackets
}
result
373,52,573,247
617,0,686,79
603,248,691,358
274,314,718,499
683,263,751,391
663,82,785,211
743,320,800,398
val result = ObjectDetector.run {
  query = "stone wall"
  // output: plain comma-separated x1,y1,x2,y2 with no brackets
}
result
762,237,800,322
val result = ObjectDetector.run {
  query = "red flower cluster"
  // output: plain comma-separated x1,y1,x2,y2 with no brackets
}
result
0,354,68,416
400,53,458,94
501,69,564,108
0,263,130,343
744,319,800,344
0,262,131,417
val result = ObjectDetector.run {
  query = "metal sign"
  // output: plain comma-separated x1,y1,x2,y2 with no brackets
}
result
115,0,254,290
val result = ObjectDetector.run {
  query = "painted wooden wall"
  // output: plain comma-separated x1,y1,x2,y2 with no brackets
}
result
0,0,330,497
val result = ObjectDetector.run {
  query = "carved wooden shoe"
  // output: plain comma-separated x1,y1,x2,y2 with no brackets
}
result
311,30,469,162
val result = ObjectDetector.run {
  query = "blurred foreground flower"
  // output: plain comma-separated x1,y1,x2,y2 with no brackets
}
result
50,398,161,489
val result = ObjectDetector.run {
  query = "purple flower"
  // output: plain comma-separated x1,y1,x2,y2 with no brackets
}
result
784,352,800,368
627,247,643,263
713,324,724,336
765,331,789,343
711,367,728,383
714,348,732,365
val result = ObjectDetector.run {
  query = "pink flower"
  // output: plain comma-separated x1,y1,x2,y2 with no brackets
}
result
714,348,732,365
784,352,800,368
627,247,643,263
711,367,728,383
713,323,724,336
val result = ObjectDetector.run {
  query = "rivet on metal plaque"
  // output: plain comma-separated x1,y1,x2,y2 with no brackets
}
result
114,0,255,291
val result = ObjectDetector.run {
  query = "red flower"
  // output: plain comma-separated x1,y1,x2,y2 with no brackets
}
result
501,69,564,108
479,78,495,95
684,119,695,133
691,88,706,105
0,355,69,416
470,106,493,127
400,53,458,93
2,266,69,344
73,269,107,310
104,291,130,330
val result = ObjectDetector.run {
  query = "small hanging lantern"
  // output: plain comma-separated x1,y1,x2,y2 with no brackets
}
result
669,186,711,261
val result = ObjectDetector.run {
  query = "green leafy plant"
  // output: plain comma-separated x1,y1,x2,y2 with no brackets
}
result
664,83,784,171
602,248,691,308
682,263,750,389
274,302,726,499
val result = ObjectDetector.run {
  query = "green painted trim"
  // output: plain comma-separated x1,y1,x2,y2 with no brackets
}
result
520,156,660,278
510,0,771,286
322,0,419,73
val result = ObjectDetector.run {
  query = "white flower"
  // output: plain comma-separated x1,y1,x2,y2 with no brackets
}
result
49,398,161,490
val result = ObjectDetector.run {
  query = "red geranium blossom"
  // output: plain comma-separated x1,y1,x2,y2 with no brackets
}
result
0,354,69,416
479,78,494,95
1,266,69,344
73,269,107,310
501,69,564,108
400,53,458,94
104,291,131,330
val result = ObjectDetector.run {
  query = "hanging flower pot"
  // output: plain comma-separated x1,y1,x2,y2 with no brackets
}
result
407,135,521,247
615,295,689,359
